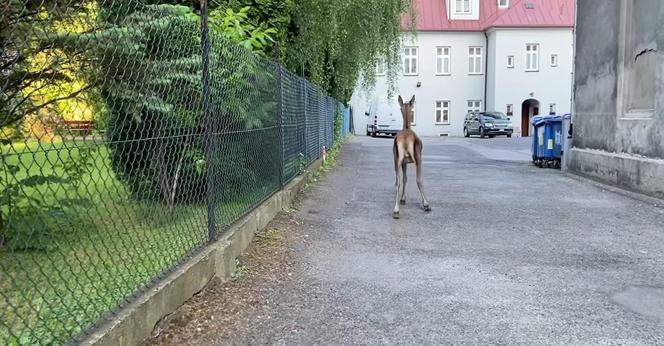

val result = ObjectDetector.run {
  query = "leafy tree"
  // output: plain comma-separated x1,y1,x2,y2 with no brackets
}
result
209,6,277,56
287,0,414,101
2,0,409,210
0,0,98,132
206,0,414,102
88,3,279,205
210,0,294,56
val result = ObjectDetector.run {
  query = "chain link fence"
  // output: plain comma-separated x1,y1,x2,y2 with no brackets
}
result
1,1,350,344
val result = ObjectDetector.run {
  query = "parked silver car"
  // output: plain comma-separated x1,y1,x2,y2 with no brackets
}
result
463,111,514,138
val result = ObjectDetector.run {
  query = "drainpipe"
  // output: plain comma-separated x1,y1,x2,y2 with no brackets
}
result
570,0,577,123
483,31,489,111
563,0,578,172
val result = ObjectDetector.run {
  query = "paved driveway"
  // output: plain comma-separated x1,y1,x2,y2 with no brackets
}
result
162,136,664,345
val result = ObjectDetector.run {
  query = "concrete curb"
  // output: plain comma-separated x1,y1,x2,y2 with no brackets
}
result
564,171,664,209
80,159,324,346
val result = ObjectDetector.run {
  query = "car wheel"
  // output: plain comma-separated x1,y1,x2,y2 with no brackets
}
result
480,127,486,139
489,135,495,139
463,127,469,138
507,134,512,138
371,132,377,137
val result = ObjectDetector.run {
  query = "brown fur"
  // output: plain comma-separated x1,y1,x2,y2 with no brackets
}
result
392,95,430,219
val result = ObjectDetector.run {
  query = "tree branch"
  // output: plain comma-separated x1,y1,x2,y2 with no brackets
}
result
1,68,75,120
7,80,53,117
1,83,97,127
22,83,97,116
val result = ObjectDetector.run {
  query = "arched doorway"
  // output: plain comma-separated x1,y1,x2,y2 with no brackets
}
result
521,99,540,137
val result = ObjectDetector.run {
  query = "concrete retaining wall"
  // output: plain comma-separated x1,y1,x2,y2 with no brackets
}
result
569,148,664,200
80,160,323,346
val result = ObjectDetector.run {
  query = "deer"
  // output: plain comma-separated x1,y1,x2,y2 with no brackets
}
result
392,95,430,219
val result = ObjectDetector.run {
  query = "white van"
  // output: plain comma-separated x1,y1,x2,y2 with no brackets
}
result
365,97,403,137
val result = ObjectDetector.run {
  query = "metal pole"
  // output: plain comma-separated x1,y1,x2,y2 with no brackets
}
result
274,43,285,186
303,80,308,162
200,0,217,241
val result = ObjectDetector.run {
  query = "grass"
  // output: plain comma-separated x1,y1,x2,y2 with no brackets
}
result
303,135,348,190
0,139,283,345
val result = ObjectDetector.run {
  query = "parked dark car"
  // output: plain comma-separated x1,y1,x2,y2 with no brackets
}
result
463,111,514,138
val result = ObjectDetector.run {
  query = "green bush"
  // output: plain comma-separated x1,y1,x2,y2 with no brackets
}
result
1,147,96,251
93,4,278,205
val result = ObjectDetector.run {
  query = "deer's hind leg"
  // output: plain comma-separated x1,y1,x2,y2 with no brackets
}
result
393,141,403,219
400,161,407,205
414,140,431,212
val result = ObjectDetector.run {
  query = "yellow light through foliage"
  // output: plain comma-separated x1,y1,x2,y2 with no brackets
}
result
14,3,100,141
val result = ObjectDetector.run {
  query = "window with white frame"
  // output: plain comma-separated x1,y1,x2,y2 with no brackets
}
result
436,47,451,75
549,103,556,115
467,100,482,114
550,54,558,67
507,104,513,116
456,0,471,13
526,44,539,71
411,105,416,126
403,47,418,75
468,47,483,74
507,55,514,68
498,0,509,8
435,101,450,124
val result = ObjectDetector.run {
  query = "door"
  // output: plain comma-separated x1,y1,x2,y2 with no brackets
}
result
521,103,530,137
472,114,482,134
521,100,540,137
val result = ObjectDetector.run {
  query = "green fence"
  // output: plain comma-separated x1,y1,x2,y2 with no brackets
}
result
0,1,348,344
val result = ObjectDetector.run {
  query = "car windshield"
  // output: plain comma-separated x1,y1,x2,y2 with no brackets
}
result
482,112,506,120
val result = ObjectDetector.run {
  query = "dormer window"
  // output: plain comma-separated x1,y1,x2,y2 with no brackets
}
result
456,0,471,14
498,0,509,9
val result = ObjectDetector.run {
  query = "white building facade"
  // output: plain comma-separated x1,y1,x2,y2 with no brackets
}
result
351,0,575,137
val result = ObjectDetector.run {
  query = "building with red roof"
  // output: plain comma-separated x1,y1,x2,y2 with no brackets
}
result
353,0,575,138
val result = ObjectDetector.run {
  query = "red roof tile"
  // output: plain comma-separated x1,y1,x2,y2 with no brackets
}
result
402,0,575,32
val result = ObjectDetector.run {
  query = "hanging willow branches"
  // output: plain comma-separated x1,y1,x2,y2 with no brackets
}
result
286,0,414,101
211,0,414,102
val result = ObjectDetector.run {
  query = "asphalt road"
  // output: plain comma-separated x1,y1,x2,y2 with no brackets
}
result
171,136,664,345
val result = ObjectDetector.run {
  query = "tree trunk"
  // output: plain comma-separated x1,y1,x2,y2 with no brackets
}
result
168,140,190,210
153,143,172,208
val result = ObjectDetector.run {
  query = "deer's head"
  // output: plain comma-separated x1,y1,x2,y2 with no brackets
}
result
398,95,415,127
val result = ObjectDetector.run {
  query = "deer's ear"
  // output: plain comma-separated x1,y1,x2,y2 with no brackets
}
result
409,95,415,106
398,95,404,107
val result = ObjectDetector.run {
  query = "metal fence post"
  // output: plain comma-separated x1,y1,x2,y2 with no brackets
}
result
200,0,217,241
274,43,285,186
302,80,308,162
320,94,323,153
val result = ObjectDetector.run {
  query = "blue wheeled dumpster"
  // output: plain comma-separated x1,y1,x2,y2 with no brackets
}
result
540,115,563,168
531,115,545,166
544,115,563,157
